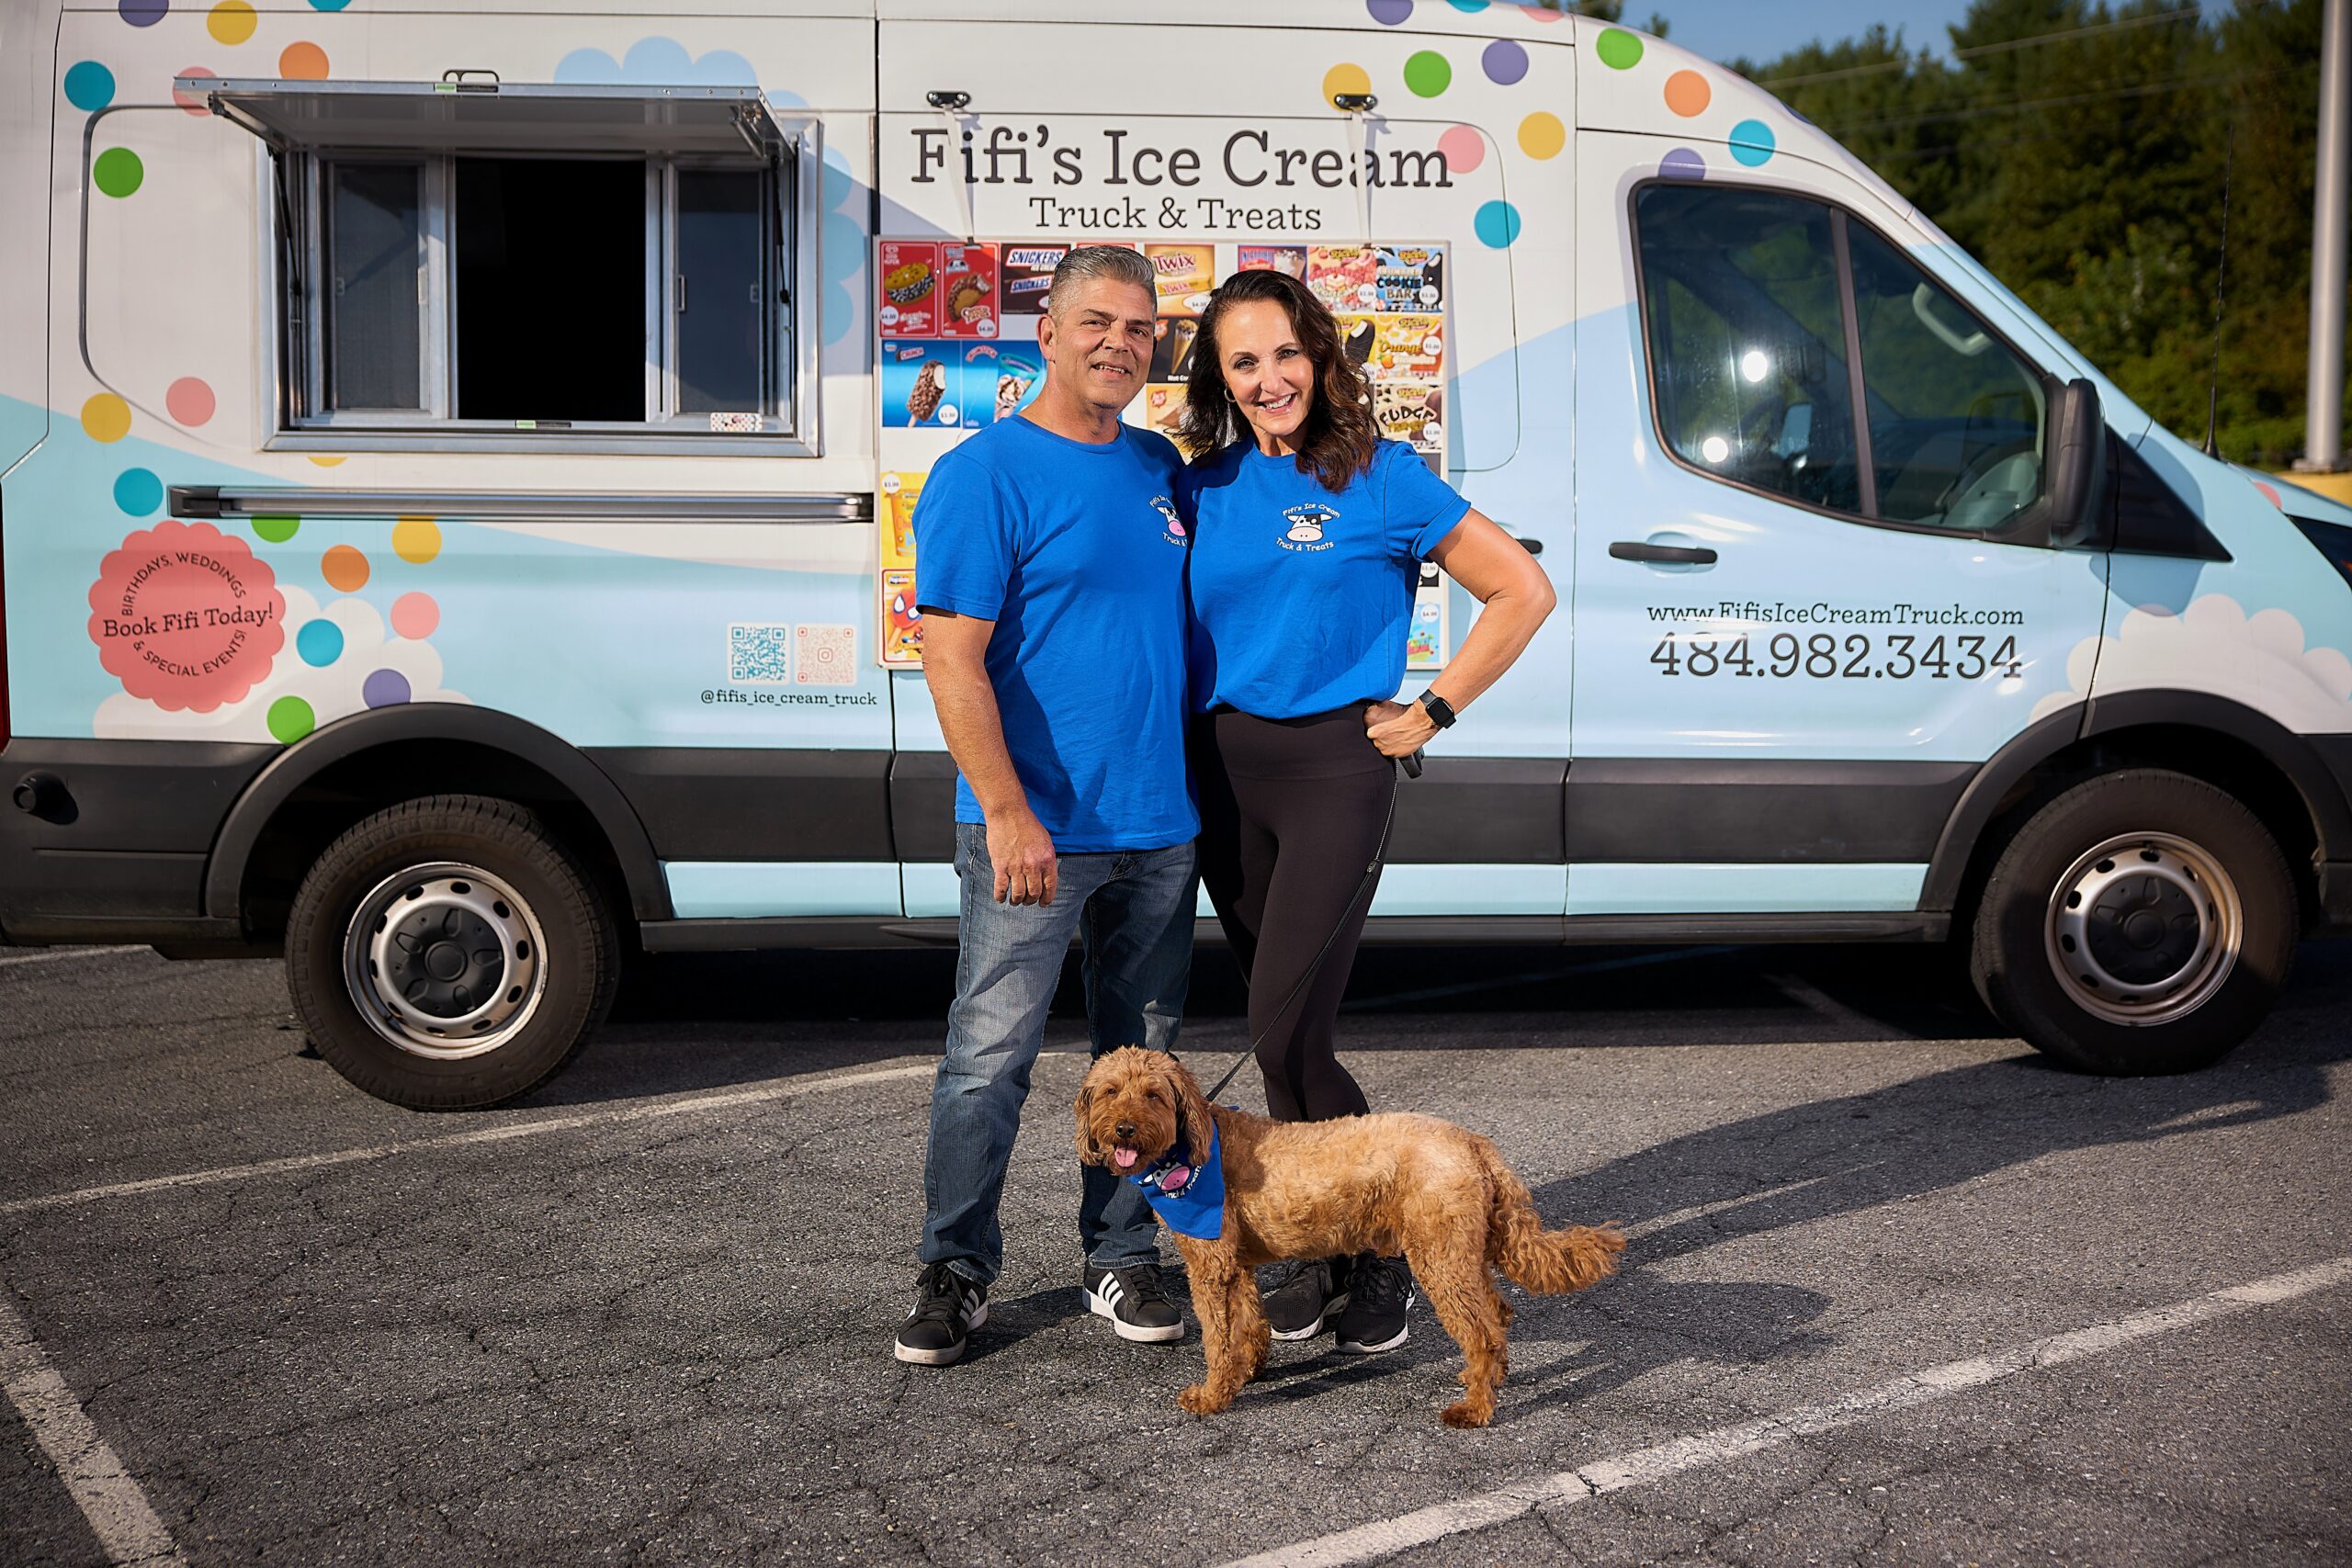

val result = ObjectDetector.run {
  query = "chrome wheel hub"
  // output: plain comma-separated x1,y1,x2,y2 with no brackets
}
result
2045,832,2241,1027
343,863,548,1059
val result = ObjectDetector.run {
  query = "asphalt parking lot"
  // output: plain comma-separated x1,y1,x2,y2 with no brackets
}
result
2,935,2346,1567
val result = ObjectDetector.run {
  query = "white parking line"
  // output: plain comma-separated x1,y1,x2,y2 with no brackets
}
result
0,1288,188,1567
1216,1252,2352,1568
0,1059,936,1217
0,946,150,970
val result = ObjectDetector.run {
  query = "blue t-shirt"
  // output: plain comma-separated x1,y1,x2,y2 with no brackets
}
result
914,416,1198,852
1182,438,1472,718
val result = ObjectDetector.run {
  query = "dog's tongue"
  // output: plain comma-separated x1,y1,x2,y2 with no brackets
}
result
1113,1147,1138,1170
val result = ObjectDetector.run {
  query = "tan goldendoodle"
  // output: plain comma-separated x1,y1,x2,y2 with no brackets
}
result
1074,1045,1624,1427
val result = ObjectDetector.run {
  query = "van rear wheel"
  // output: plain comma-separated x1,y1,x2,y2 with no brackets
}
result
286,795,619,1109
1969,769,2296,1075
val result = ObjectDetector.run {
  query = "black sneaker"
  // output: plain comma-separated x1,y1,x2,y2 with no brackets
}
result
1084,1262,1185,1343
894,1262,987,1366
1262,1258,1349,1341
1333,1254,1413,1355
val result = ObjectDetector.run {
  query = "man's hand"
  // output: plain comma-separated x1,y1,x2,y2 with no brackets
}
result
989,807,1059,906
1365,698,1439,758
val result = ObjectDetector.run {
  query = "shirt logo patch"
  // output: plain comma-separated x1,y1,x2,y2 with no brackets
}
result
1279,502,1338,553
1149,495,1187,547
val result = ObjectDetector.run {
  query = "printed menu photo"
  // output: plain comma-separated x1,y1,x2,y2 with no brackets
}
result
962,342,1044,425
1370,314,1444,380
1306,245,1379,312
936,243,999,338
1000,243,1069,315
1149,317,1201,383
1374,246,1445,311
1237,244,1307,279
877,241,940,338
1145,243,1216,318
1374,382,1443,454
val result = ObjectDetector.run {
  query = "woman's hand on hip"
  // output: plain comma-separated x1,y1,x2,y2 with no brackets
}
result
1365,699,1437,757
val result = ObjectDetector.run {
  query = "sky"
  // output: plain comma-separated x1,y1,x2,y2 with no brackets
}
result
1629,1,1982,68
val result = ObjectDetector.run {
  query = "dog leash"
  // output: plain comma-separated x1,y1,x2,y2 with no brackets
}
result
1200,759,1406,1102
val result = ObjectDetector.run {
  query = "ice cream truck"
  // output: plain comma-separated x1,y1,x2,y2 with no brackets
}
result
6,0,2351,1108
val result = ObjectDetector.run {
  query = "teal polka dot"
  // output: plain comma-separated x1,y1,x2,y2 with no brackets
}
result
309,0,354,8
1473,199,1521,248
1403,50,1453,97
64,62,115,112
296,619,345,667
1446,0,1489,9
112,468,162,515
1596,29,1645,70
1729,119,1777,166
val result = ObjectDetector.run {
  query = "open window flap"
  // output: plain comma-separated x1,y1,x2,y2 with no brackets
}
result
187,79,790,159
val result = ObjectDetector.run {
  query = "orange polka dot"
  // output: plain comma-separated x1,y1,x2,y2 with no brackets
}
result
279,42,329,80
321,544,369,592
1665,70,1711,118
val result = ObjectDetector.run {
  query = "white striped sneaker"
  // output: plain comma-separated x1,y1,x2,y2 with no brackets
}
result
1083,1262,1185,1343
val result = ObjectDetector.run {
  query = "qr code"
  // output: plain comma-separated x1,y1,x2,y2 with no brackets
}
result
795,623,857,685
728,623,793,685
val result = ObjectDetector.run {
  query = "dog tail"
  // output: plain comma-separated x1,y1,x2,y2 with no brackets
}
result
1476,1137,1625,1295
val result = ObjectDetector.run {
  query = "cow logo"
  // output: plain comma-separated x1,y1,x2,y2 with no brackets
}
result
1149,495,1187,547
1280,502,1339,552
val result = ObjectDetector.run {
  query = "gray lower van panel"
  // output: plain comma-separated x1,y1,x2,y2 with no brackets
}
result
1566,758,1978,863
590,748,895,862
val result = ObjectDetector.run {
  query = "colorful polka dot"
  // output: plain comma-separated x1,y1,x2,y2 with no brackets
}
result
1660,148,1707,180
296,618,344,667
174,67,216,116
1473,199,1521,249
251,515,299,543
321,544,369,592
1446,0,1488,10
81,393,132,443
1729,119,1777,166
1596,29,1644,70
1481,39,1528,86
1436,124,1486,175
165,377,215,426
306,454,346,468
1665,70,1711,118
119,0,168,26
93,148,143,198
363,669,412,708
266,695,315,743
1322,62,1372,108
279,41,330,79
390,592,440,640
391,516,441,564
1365,0,1412,23
309,0,353,9
113,468,164,516
2253,479,2284,509
1403,51,1453,97
64,62,116,112
1521,4,1563,19
207,1,254,44
1518,111,1566,160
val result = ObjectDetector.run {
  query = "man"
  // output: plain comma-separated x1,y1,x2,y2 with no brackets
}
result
895,247,1198,1367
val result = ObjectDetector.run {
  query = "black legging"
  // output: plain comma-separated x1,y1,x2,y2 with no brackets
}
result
1192,705,1394,1123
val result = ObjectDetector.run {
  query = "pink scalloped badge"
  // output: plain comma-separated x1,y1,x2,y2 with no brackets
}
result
86,519,286,712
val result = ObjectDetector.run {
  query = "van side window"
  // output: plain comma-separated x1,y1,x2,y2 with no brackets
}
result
1634,183,2048,537
1634,185,1863,514
1844,223,2046,533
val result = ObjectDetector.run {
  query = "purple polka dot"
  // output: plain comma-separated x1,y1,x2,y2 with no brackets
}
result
1482,39,1529,85
1660,148,1707,181
118,0,167,25
1366,0,1413,22
362,669,412,707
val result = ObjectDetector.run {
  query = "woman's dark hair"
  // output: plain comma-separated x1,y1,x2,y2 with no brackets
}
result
1178,266,1380,493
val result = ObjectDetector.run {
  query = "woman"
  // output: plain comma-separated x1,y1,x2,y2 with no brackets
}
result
1176,266,1555,1354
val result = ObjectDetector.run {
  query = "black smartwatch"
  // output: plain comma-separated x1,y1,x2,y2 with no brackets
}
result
1416,689,1457,728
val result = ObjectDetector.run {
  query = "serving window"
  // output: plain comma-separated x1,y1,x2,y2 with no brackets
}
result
195,78,819,454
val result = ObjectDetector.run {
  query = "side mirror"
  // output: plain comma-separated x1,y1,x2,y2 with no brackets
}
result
2044,377,2107,546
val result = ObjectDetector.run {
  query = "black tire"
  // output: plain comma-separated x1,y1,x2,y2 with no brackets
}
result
1968,768,2297,1076
286,795,620,1109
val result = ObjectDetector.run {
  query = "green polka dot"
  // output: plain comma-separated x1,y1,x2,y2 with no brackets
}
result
1403,50,1453,97
93,147,143,198
266,696,316,743
251,515,299,543
1597,29,1645,70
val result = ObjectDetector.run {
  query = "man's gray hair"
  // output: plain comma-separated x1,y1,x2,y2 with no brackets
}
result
1044,245,1157,319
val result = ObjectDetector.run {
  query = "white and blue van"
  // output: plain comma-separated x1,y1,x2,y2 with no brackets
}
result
6,0,2350,1106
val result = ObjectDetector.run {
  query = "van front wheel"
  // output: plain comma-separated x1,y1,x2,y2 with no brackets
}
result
1969,769,2296,1075
286,795,620,1109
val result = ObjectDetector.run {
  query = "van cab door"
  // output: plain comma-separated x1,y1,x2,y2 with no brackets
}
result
1566,138,2110,921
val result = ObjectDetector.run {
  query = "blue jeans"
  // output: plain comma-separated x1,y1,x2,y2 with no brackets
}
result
920,821,1197,1287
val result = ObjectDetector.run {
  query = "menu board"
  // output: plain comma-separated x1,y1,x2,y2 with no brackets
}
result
874,239,1453,671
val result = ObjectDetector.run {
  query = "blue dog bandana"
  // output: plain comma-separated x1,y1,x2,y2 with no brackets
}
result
1126,1119,1226,1240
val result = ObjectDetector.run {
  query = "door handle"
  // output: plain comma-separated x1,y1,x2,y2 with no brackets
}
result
1609,540,1718,565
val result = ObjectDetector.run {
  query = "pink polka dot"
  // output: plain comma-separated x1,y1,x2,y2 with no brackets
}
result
2253,479,2283,510
1437,124,1486,175
165,377,214,426
390,592,439,639
173,66,215,116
